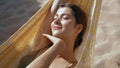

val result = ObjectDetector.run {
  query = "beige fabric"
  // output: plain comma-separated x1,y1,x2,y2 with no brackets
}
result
0,0,102,68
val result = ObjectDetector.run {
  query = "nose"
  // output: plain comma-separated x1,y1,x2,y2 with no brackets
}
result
53,18,61,25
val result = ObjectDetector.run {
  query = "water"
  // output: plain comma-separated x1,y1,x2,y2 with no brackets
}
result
0,0,41,45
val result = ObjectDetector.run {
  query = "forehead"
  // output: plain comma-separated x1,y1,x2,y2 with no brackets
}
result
56,7,73,15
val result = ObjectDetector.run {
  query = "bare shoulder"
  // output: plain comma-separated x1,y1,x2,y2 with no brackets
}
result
49,56,77,68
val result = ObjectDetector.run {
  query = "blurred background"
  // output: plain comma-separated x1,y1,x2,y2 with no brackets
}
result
95,0,120,67
0,0,120,67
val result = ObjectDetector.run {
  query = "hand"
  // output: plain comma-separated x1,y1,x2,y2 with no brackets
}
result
42,34,65,46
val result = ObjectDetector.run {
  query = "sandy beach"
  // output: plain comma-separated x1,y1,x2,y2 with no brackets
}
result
95,0,120,67
0,0,120,67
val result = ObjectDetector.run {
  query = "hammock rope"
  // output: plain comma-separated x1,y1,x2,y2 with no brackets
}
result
0,0,102,68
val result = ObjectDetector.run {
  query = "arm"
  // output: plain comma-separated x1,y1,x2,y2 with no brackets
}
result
26,34,65,68
50,0,61,17
44,0,61,24
41,0,61,32
32,0,62,51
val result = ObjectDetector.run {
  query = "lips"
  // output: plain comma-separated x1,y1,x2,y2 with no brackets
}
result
52,25,62,30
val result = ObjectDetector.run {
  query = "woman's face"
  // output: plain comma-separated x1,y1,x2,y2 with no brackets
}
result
51,7,81,38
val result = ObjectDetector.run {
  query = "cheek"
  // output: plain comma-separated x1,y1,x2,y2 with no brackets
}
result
62,21,76,35
62,20,75,29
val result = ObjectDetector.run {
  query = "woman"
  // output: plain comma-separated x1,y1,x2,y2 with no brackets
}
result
19,0,87,68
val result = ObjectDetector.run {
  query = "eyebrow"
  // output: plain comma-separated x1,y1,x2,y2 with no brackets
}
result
62,13,72,16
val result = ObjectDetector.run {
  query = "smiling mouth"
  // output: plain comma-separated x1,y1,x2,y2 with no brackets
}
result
53,25,62,30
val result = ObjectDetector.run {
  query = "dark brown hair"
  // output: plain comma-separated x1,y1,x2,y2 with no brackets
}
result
59,3,88,50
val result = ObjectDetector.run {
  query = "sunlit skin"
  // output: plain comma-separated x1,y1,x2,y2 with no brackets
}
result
27,7,83,68
51,7,83,43
51,7,76,37
26,0,83,68
49,7,83,68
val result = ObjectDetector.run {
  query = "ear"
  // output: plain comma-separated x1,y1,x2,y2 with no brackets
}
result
75,24,83,35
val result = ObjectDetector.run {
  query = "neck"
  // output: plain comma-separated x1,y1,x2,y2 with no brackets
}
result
58,36,77,63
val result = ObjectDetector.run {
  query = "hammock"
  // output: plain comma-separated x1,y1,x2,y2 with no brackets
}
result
0,0,102,68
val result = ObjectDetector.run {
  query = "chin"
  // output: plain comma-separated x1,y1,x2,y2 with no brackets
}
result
52,30,68,38
52,32,63,38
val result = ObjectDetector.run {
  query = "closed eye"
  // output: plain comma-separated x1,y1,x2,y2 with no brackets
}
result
62,15,70,20
53,14,72,20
